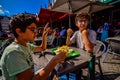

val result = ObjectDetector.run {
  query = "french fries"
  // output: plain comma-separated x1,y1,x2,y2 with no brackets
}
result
54,45,73,56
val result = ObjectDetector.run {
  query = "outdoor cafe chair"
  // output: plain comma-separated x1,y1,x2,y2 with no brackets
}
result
102,36,120,62
92,40,106,80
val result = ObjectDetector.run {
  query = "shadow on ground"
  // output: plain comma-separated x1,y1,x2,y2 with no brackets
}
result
103,61,120,64
103,73,120,80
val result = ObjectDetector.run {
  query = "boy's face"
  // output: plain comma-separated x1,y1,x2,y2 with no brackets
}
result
76,18,88,31
21,23,37,42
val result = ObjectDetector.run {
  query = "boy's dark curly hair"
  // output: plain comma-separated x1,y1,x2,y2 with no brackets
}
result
10,13,37,38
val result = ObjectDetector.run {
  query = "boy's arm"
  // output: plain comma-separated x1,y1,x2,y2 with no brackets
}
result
16,53,66,80
34,23,50,52
81,29,94,53
66,28,73,46
33,53,66,80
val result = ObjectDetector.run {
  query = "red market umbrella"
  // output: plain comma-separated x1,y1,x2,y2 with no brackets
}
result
38,8,64,26
37,8,75,26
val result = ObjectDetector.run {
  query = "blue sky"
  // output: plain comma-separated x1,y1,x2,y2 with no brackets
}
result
0,0,52,17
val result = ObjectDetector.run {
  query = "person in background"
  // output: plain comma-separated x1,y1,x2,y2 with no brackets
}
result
97,25,103,40
60,26,67,38
55,27,60,36
48,28,59,48
101,22,109,42
66,12,96,53
57,26,67,46
0,13,66,80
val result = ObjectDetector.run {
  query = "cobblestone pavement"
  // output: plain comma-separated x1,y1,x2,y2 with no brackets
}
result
82,53,120,80
100,53,120,80
0,53,120,80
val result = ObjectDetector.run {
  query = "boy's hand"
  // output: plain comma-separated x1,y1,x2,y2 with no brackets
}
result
52,53,66,63
67,28,73,37
81,29,88,34
43,22,50,36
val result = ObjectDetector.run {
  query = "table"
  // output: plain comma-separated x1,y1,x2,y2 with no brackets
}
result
114,29,120,36
53,47,90,76
106,36,120,54
106,36,120,41
32,47,90,77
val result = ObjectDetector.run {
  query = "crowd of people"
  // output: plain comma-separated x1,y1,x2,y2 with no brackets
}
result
95,20,120,42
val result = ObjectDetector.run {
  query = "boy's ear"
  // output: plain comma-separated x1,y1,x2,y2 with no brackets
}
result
15,28,22,36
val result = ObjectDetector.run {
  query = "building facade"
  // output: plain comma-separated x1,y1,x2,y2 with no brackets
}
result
0,16,10,32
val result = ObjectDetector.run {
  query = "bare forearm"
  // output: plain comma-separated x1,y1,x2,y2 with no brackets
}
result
39,23,50,51
40,34,47,50
33,58,58,80
66,28,73,46
82,30,93,52
33,35,47,52
41,59,57,79
66,35,72,46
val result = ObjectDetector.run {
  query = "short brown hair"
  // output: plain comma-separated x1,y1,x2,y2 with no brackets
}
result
75,12,90,23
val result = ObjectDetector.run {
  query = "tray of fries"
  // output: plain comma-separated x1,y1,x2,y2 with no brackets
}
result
51,45,80,59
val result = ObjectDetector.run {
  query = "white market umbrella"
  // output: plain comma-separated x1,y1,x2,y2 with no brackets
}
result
51,0,113,27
